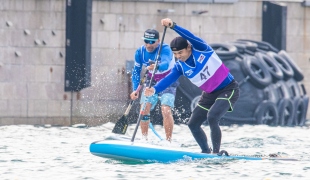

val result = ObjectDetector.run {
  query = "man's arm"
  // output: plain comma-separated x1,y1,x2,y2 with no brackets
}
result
173,24,211,52
153,65,182,94
131,50,142,91
157,44,173,71
161,18,212,52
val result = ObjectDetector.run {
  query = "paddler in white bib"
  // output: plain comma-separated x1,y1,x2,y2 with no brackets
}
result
145,18,240,154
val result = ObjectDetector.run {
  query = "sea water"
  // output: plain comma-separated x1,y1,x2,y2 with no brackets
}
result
1,122,310,180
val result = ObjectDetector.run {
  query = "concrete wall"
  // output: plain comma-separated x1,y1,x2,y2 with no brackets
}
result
0,0,309,126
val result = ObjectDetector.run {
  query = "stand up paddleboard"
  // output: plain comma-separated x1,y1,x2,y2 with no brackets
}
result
89,138,298,163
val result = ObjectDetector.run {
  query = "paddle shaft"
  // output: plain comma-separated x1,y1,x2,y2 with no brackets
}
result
112,70,149,134
131,26,168,142
123,82,143,116
125,70,149,114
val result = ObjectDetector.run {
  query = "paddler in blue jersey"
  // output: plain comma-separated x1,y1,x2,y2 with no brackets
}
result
130,29,178,142
145,18,240,153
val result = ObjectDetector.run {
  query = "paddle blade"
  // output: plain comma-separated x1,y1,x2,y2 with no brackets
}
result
112,115,128,134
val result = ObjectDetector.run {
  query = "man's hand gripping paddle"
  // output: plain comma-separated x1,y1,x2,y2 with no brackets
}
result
131,26,168,142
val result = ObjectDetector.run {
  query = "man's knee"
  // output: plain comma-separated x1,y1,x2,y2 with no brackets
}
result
160,93,175,108
207,112,220,125
187,120,199,132
161,105,172,113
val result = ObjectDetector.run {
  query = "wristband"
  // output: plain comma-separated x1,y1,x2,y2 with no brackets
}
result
170,22,176,29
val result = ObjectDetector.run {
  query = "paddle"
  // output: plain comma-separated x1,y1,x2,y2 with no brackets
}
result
112,70,149,134
131,26,168,142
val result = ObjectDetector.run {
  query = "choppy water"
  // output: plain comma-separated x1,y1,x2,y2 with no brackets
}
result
1,122,310,180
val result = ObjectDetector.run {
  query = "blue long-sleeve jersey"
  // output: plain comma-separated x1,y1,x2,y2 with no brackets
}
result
153,24,233,94
131,43,173,91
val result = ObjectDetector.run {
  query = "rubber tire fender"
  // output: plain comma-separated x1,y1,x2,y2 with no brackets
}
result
228,42,246,54
209,43,238,60
267,52,294,80
299,96,309,126
278,50,304,81
292,97,306,127
254,100,279,125
298,83,308,126
241,56,272,89
278,98,294,127
255,52,283,82
234,40,258,52
237,39,279,53
275,80,291,99
285,78,301,98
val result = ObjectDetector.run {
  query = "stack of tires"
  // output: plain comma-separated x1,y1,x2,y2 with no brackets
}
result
207,39,308,126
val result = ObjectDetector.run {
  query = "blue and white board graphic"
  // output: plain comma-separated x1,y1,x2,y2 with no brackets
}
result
89,140,286,163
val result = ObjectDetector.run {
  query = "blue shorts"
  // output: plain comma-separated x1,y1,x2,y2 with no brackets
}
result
140,80,178,110
140,92,175,110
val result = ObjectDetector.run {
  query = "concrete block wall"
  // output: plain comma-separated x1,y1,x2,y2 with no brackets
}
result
0,0,309,126
0,0,70,125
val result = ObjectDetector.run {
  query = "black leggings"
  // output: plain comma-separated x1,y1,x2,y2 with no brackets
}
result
187,99,231,153
187,80,239,153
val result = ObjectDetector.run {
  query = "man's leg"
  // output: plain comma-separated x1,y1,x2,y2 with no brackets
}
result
187,106,210,153
207,99,231,153
160,93,176,141
161,105,174,141
140,103,151,139
208,82,240,153
139,92,158,140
